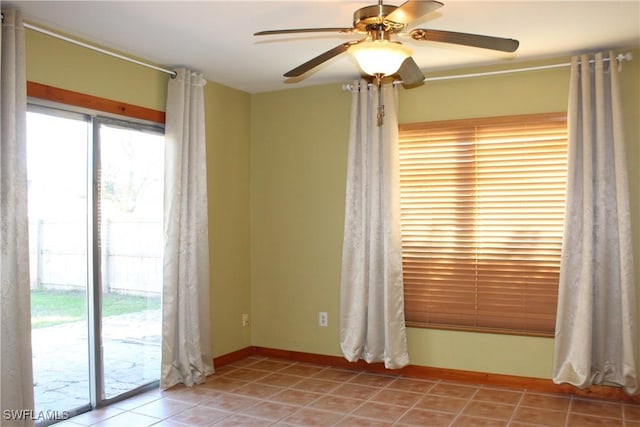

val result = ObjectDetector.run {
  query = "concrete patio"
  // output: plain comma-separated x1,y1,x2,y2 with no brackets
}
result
31,309,161,414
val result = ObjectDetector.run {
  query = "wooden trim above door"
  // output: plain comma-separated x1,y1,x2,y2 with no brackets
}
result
27,81,165,124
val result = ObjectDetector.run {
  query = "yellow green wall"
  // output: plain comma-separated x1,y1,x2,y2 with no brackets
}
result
251,85,351,355
251,52,640,379
25,29,253,357
205,83,252,356
25,25,640,381
25,30,167,111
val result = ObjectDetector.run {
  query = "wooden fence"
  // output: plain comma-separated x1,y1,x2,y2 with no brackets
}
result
28,218,162,296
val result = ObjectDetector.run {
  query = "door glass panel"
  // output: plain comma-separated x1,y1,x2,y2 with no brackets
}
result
28,110,91,414
98,121,163,399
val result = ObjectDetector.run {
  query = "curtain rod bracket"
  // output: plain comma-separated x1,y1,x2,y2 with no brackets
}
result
617,52,633,72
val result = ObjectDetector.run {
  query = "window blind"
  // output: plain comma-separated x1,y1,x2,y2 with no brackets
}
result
398,113,567,336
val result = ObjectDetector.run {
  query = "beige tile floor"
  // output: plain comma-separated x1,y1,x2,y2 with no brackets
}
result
56,356,640,426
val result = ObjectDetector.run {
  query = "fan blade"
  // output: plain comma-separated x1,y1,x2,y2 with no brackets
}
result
397,57,425,85
254,28,354,36
409,29,519,52
284,41,359,77
385,0,443,26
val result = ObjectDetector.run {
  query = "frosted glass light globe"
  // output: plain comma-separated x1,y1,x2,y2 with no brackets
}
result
348,40,412,77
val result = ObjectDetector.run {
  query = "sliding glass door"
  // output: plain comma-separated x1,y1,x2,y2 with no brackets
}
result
27,106,164,421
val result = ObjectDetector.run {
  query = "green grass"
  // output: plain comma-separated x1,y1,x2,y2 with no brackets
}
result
31,289,160,328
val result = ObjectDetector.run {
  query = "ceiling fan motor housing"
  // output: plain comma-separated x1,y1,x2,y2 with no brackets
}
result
353,4,401,32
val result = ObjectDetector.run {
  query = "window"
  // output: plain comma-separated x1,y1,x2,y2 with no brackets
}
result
399,113,567,336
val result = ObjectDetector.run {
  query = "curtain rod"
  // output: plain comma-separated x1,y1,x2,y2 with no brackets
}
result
342,52,633,91
14,17,633,87
23,22,178,78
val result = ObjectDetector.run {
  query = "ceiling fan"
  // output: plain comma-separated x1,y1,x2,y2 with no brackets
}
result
254,0,519,86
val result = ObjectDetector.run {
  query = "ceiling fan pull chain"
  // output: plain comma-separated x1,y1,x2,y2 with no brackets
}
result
377,86,385,126
377,103,385,126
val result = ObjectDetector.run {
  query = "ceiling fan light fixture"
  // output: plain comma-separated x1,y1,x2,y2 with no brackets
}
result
348,40,412,77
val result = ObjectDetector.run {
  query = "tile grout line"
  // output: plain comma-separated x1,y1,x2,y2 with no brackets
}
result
333,371,381,425
505,387,527,427
214,372,282,426
563,394,573,427
385,373,438,426
446,386,480,426
252,361,358,425
345,371,413,425
197,359,282,425
391,378,444,426
320,370,392,425
239,360,307,424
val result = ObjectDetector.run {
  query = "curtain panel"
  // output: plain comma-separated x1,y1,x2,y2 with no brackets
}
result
553,52,638,394
340,80,409,369
161,68,214,389
0,8,35,424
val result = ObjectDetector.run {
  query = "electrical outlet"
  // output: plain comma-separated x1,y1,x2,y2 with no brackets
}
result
242,313,249,327
319,312,328,327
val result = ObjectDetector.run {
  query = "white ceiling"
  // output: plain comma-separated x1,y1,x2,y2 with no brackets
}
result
5,1,640,93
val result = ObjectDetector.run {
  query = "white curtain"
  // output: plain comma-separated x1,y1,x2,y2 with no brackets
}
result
0,8,35,423
553,52,638,394
340,80,409,369
161,68,214,389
